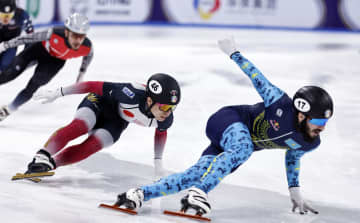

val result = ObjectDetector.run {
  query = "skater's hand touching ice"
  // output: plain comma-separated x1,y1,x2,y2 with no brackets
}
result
289,187,319,215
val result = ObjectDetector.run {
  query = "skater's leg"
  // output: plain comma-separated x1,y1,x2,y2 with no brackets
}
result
0,47,17,71
43,92,104,155
0,51,30,85
7,59,65,112
54,110,128,167
53,129,112,167
141,155,215,201
0,43,42,86
44,107,97,155
195,122,254,193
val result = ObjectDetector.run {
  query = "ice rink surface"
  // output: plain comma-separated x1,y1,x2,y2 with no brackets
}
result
0,25,360,222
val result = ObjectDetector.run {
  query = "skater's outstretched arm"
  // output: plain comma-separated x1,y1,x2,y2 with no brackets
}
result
218,37,284,107
33,81,105,104
285,148,319,215
0,28,52,52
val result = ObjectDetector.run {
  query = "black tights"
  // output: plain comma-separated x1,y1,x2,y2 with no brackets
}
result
0,43,65,110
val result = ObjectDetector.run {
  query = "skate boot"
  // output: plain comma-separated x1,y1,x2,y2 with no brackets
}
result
115,188,144,210
180,187,211,216
27,149,56,173
0,105,11,121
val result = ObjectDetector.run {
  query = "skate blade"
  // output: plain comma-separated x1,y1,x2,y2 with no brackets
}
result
13,173,41,183
99,203,138,215
12,172,55,181
164,210,211,221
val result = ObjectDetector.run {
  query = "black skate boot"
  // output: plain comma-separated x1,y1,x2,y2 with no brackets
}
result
27,149,56,173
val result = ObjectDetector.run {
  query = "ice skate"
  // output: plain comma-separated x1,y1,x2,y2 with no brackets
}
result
99,188,144,215
0,105,11,121
115,188,144,210
180,187,211,216
26,149,56,173
163,187,212,221
12,149,56,182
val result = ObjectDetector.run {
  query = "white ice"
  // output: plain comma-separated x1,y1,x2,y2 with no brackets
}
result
0,26,359,223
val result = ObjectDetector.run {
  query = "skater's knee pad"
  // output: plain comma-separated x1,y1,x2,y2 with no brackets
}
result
91,128,114,148
75,107,97,129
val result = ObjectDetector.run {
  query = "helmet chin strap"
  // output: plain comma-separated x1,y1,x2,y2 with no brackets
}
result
145,101,156,117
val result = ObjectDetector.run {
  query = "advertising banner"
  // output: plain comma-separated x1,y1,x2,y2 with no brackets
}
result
17,0,55,24
162,0,325,28
339,0,360,30
58,0,153,23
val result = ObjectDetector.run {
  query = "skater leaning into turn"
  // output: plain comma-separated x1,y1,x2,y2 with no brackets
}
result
0,13,93,121
114,37,334,216
0,0,34,72
23,73,180,178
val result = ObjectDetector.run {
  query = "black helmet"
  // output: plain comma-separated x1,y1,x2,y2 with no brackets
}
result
293,86,333,119
146,73,181,105
0,0,16,13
